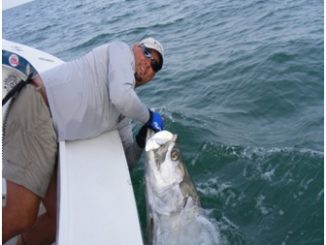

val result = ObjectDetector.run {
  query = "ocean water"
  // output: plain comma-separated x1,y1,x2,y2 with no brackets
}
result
3,0,323,244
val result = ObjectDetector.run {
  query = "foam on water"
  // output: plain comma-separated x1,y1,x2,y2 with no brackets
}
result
4,0,323,243
154,204,223,245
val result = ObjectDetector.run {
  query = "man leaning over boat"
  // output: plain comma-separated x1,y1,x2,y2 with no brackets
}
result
2,37,165,245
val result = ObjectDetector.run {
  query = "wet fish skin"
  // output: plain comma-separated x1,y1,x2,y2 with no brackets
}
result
144,130,219,245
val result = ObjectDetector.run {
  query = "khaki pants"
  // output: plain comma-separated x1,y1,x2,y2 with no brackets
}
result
3,85,57,198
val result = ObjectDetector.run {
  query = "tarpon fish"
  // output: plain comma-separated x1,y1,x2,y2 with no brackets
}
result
144,130,220,245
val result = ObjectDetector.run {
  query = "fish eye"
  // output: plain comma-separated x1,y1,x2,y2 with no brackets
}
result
170,149,179,161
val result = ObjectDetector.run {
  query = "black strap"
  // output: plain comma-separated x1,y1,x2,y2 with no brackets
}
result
2,73,34,106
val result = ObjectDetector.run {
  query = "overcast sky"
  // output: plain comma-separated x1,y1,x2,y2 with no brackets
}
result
3,0,34,11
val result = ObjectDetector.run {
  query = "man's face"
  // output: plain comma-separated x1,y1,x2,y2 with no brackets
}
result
134,45,161,87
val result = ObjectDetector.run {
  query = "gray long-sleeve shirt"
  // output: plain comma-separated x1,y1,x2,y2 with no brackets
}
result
41,41,149,167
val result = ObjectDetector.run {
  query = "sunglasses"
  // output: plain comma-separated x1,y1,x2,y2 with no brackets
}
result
139,44,162,72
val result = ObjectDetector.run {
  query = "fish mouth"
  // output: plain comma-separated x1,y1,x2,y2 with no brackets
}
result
145,130,174,151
